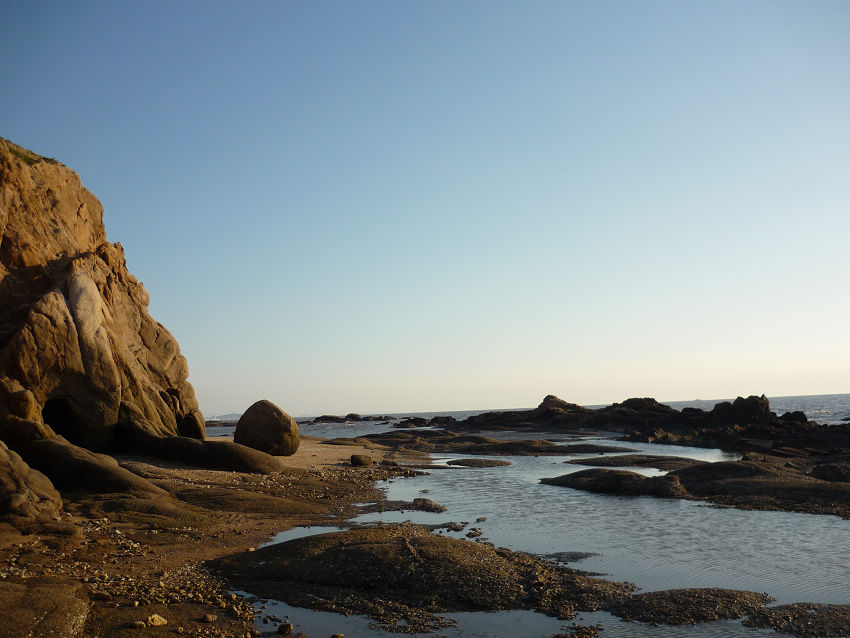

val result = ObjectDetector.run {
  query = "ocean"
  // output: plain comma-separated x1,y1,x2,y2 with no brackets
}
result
227,393,850,637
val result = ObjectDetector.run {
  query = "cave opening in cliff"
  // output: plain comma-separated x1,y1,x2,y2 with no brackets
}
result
42,397,84,440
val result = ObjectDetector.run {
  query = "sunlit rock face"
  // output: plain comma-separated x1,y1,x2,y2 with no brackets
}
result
0,138,204,451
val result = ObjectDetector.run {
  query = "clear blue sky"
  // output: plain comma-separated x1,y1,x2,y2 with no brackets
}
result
3,1,849,416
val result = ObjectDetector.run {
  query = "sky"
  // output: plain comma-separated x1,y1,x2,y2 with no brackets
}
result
2,1,849,416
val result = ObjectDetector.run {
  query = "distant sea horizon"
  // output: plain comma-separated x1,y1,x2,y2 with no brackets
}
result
208,391,850,426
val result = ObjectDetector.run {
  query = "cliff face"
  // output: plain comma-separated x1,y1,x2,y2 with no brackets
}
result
0,138,204,450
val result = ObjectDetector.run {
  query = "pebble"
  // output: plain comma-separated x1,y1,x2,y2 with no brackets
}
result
147,613,168,627
277,622,293,635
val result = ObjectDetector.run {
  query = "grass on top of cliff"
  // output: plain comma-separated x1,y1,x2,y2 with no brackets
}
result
2,138,59,166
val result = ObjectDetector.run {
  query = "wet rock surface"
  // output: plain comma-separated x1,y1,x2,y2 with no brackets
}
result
542,469,689,498
604,588,774,624
332,429,569,456
743,603,850,637
446,458,511,467
566,453,701,472
209,523,636,633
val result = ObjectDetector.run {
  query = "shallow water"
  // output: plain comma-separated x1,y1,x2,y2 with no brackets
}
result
242,394,850,636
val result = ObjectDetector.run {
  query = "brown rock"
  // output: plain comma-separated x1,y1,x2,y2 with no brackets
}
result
350,454,372,466
0,440,62,527
147,613,168,626
0,138,204,452
0,576,89,636
234,400,300,456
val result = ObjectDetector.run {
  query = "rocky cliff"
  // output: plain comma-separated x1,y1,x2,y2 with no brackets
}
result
0,138,204,451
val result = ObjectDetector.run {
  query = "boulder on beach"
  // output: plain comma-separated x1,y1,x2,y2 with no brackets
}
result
0,138,204,452
234,400,300,456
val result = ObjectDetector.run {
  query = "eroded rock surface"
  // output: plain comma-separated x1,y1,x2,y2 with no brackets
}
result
0,440,62,528
0,138,204,451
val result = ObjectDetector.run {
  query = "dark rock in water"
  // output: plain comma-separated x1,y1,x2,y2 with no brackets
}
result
210,524,635,632
235,400,300,456
780,411,808,424
542,551,598,565
394,416,430,428
557,444,639,454
446,458,511,468
314,415,347,423
535,395,589,417
410,498,446,512
743,602,850,637
605,588,773,624
350,454,372,467
710,395,771,425
811,463,850,483
346,430,568,456
605,397,676,414
0,440,62,527
566,454,699,472
0,138,204,452
430,415,458,427
344,413,362,421
541,468,689,499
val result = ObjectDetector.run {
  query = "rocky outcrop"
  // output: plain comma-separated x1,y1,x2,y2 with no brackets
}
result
234,400,299,456
541,468,689,498
0,138,204,451
210,523,635,632
0,440,62,528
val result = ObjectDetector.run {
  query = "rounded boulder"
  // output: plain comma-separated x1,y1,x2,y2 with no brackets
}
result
234,400,300,456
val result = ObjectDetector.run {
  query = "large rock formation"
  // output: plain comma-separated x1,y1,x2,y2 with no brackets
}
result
0,138,204,451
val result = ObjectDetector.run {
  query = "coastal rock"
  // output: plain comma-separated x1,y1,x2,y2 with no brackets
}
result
446,458,511,468
541,468,689,499
566,454,699,472
350,454,372,466
605,588,773,624
743,603,850,637
0,439,62,527
0,138,203,452
210,523,635,632
23,437,167,495
234,400,300,456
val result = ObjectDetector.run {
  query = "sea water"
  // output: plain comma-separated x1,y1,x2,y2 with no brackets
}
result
245,393,850,637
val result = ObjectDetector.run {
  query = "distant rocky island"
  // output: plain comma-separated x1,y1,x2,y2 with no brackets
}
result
1,138,849,637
